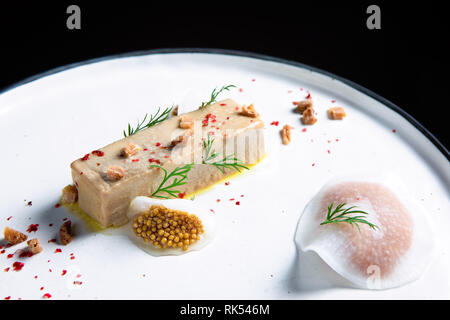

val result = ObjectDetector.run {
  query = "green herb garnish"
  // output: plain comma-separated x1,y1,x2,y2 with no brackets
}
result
123,106,173,137
150,164,194,199
199,84,236,109
320,203,379,232
202,134,249,173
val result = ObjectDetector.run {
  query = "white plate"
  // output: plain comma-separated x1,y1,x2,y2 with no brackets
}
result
0,49,449,300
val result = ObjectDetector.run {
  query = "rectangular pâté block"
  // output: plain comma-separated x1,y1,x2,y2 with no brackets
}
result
70,99,265,227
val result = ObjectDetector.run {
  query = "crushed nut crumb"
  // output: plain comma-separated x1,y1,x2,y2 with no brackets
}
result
61,185,78,204
294,100,313,113
59,221,73,245
106,165,126,182
281,125,292,145
179,115,194,129
301,106,317,125
27,239,43,254
171,105,179,117
120,142,141,157
4,227,27,245
239,104,259,118
328,107,346,120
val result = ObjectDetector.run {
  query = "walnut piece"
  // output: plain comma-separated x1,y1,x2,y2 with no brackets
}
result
106,165,126,182
27,238,43,254
294,100,313,113
121,142,141,157
301,106,317,125
171,105,179,117
240,104,259,118
60,221,73,245
179,115,194,129
4,226,27,245
328,107,346,120
62,185,78,204
281,125,292,145
170,130,193,148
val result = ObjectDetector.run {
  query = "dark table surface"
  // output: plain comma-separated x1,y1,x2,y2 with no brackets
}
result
1,2,448,150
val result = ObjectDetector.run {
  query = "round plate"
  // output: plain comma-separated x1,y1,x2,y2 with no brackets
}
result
0,49,449,300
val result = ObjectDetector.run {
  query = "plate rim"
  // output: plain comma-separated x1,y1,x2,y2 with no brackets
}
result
1,47,448,159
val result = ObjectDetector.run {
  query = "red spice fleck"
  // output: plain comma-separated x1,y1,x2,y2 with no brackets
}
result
148,158,161,164
61,270,67,276
220,103,227,106
70,256,75,260
48,238,56,243
4,296,11,300
80,171,83,175
356,197,360,201
292,101,299,106
132,159,139,162
27,224,39,233
40,287,44,291
252,79,256,82
91,150,104,157
13,262,24,271
73,281,83,285
27,201,32,206
226,117,230,120
96,163,100,166
270,121,279,126
302,128,307,132
43,293,52,299
327,150,331,154
392,129,396,133
235,106,239,111
335,139,339,142
229,198,235,201
54,249,62,253
54,203,60,208
4,267,10,272
49,223,53,227
49,269,52,272
155,142,161,147
225,181,230,186
240,195,244,197
34,275,37,279
7,254,13,259
81,154,90,161
178,192,186,199
6,216,12,221
216,199,220,203
19,250,33,258
143,148,148,151
236,201,240,206
164,155,169,158
0,250,5,254
331,99,336,103
300,88,304,91
210,209,215,214
312,163,315,167
306,92,312,99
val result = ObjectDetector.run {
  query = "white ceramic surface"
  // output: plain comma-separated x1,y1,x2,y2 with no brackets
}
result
0,51,448,300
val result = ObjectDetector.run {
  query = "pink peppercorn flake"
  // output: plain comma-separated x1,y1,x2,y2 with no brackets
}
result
220,103,227,106
178,192,186,199
392,129,396,133
70,256,75,260
327,150,331,154
306,92,312,99
27,201,32,206
91,150,104,157
132,159,139,162
225,181,230,186
27,224,39,233
43,293,52,299
4,296,11,300
236,201,240,205
73,281,83,285
210,209,215,214
302,128,307,132
270,121,279,126
19,250,33,258
4,267,10,272
312,163,315,167
40,287,44,291
81,154,90,161
62,270,67,276
0,250,5,254
13,262,24,271
331,99,336,103
155,142,161,147
54,249,62,253
7,254,14,259
216,199,220,202
54,203,60,208
6,216,12,221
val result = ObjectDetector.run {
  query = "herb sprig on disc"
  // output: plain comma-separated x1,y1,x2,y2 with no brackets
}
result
320,203,379,232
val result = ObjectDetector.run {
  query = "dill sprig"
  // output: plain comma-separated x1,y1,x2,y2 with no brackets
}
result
320,203,379,232
202,135,249,173
150,164,194,199
123,106,173,137
199,84,236,109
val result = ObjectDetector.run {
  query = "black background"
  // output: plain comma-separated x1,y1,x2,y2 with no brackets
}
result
1,1,448,148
